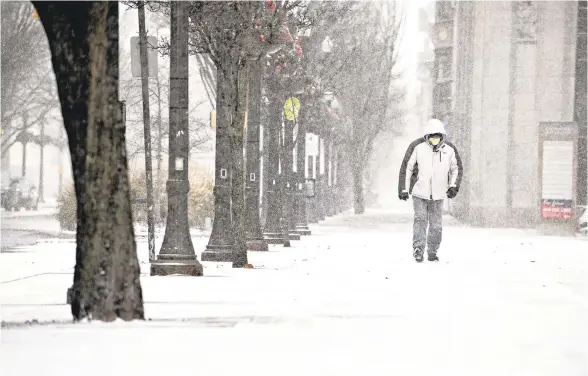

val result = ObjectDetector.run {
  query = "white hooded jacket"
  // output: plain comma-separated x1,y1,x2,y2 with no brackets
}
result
398,119,463,200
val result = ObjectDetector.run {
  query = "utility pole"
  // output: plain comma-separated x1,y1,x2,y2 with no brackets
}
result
151,0,203,276
137,2,156,262
245,58,269,252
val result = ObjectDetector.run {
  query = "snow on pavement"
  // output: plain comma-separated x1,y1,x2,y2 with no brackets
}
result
0,208,587,376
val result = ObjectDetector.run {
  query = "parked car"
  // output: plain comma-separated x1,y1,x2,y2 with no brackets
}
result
2,177,38,211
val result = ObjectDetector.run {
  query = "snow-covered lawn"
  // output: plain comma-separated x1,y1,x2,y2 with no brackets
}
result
1,208,587,376
0,206,58,219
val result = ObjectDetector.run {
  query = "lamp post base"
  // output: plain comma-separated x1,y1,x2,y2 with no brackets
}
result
201,244,234,262
150,256,203,276
294,226,311,236
265,236,284,244
246,238,269,252
264,233,284,244
263,232,301,242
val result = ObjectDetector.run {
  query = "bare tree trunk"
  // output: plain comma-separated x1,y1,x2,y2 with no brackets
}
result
21,142,27,177
34,2,144,321
203,66,235,261
38,122,45,203
155,76,163,224
353,161,365,215
230,61,250,267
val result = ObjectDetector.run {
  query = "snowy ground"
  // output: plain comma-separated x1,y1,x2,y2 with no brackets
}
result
1,207,587,376
0,205,63,250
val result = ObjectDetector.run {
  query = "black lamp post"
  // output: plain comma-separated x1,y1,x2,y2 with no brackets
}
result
263,77,284,244
264,82,302,243
294,95,311,235
37,121,46,203
151,1,203,276
282,103,301,242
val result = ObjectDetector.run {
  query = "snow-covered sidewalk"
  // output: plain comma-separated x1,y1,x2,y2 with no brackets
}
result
1,208,587,376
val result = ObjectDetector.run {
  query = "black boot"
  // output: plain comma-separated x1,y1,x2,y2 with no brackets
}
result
428,253,439,262
413,248,424,263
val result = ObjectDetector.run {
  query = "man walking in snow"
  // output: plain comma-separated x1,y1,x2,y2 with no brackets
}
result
398,119,463,262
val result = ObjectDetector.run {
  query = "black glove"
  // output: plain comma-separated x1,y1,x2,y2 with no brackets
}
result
399,192,409,201
447,187,458,199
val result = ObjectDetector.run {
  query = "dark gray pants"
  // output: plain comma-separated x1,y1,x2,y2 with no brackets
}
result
412,196,444,255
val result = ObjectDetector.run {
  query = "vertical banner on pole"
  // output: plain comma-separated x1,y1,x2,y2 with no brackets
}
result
305,133,319,197
538,122,578,235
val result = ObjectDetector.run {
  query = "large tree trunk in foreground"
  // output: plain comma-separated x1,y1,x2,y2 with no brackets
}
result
34,2,144,321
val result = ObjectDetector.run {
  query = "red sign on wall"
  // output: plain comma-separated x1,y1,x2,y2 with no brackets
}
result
541,199,573,220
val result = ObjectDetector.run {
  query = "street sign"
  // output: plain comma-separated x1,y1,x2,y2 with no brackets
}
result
175,157,184,171
306,133,319,156
284,97,300,121
130,36,158,77
538,122,578,235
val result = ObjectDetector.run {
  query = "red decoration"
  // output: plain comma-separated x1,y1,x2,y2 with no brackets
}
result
295,37,303,57
264,0,277,12
282,24,293,41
